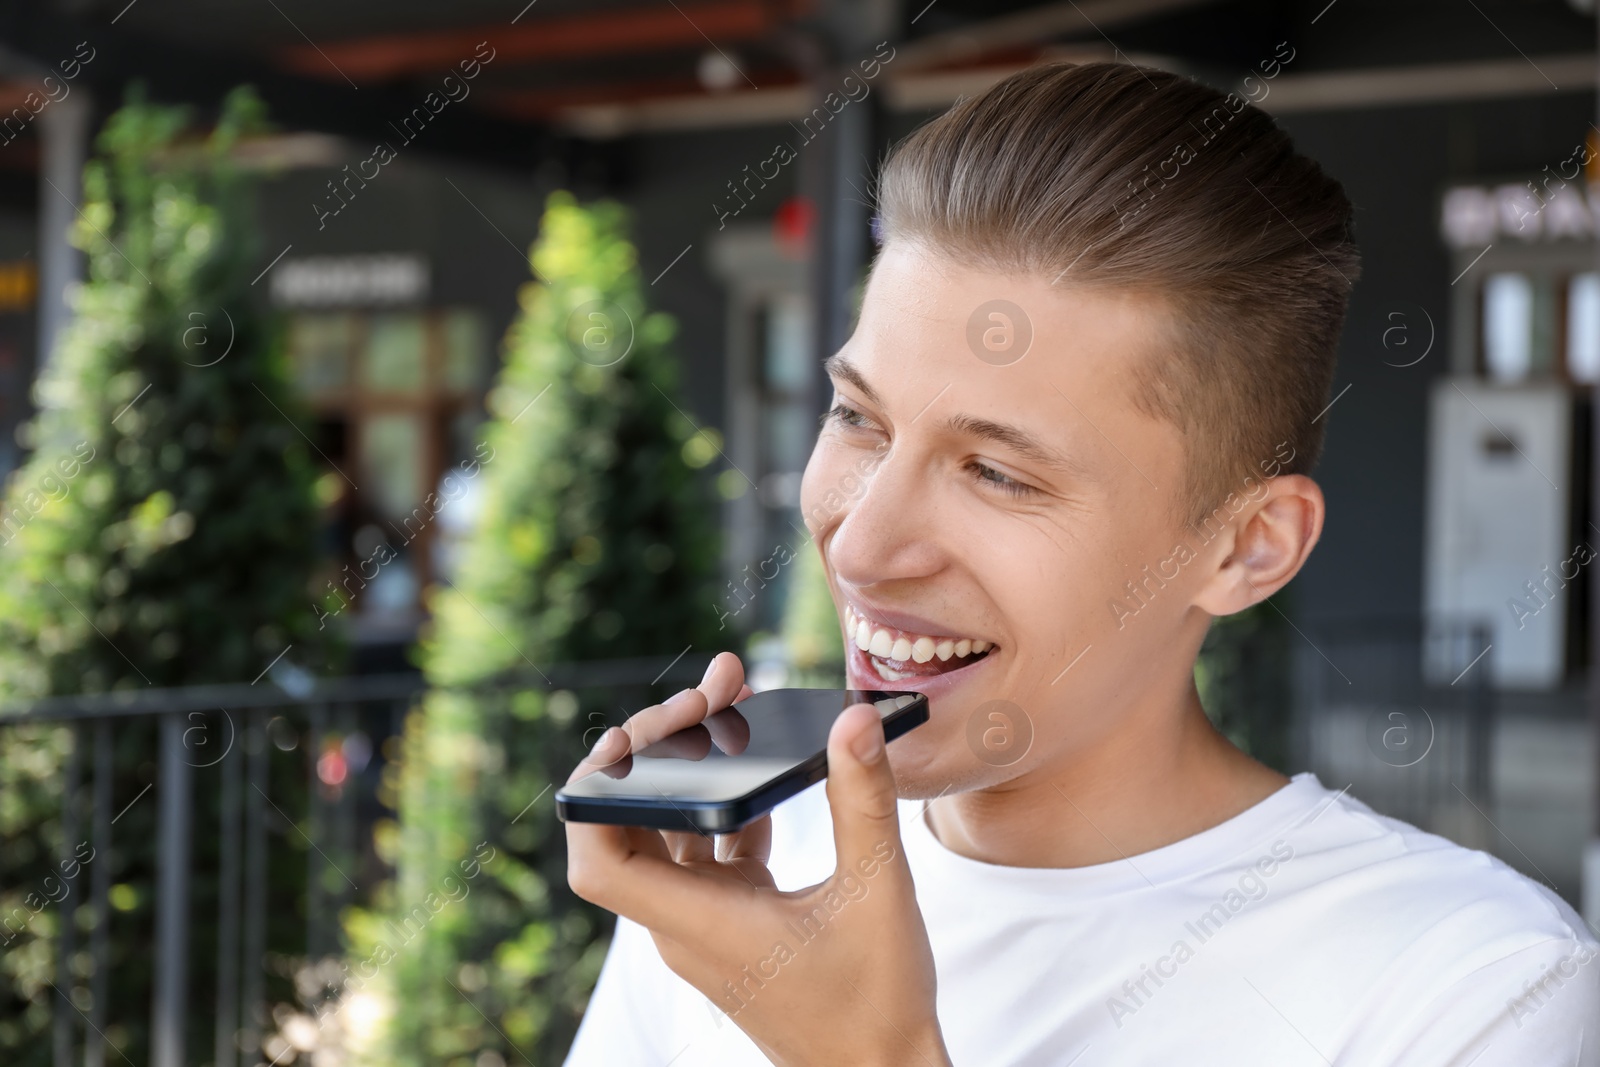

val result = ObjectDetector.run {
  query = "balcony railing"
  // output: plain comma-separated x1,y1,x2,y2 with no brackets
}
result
3,619,1506,1065
1292,616,1496,843
0,654,712,1067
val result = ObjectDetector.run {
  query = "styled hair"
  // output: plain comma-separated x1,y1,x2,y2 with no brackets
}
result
876,61,1361,524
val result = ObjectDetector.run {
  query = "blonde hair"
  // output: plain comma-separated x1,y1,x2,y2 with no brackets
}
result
876,61,1361,523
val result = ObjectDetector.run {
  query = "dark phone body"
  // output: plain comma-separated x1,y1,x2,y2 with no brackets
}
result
555,688,929,834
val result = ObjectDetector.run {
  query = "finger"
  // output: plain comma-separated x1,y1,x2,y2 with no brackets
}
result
664,827,717,865
568,665,748,783
640,723,715,761
698,651,748,710
660,666,759,862
567,725,631,784
703,706,751,756
568,659,754,875
717,812,772,866
619,687,709,753
605,652,744,759
569,732,715,863
566,820,750,941
592,751,632,780
695,681,754,760
824,703,908,885
564,810,675,892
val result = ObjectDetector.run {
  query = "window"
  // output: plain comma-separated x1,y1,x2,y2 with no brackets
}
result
1567,273,1600,384
286,307,487,633
757,294,814,511
1483,273,1534,382
708,225,817,635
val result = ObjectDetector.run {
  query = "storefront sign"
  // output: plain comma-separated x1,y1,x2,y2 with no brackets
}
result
1441,181,1597,249
270,253,429,307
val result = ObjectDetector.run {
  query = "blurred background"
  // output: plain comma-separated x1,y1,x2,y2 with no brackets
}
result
0,0,1596,1064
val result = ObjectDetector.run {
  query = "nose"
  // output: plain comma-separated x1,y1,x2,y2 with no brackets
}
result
825,444,946,591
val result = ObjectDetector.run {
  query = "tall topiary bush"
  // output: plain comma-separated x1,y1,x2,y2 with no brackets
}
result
778,538,845,687
342,192,724,1066
0,87,324,1061
0,86,321,694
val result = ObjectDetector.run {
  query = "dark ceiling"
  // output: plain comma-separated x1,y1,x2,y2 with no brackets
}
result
0,0,1592,177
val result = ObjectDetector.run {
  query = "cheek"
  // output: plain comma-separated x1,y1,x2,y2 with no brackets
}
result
987,516,1142,723
1000,520,1100,627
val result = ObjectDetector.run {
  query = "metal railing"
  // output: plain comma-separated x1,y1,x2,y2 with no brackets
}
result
0,654,712,1067
7,620,1501,1063
1290,616,1495,844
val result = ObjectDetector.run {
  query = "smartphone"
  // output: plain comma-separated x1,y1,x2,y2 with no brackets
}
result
555,688,929,834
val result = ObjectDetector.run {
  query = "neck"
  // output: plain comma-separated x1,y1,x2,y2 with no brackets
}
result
924,682,1289,869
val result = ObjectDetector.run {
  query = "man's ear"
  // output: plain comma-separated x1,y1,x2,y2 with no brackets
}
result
1192,475,1325,616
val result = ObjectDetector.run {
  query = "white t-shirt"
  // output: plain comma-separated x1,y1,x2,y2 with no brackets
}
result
563,772,1600,1066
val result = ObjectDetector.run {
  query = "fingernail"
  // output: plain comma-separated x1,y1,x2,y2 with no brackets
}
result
592,728,620,754
700,654,720,684
665,688,695,705
851,721,884,764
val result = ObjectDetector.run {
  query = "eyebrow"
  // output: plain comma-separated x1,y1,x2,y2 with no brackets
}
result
823,354,1091,480
823,353,882,406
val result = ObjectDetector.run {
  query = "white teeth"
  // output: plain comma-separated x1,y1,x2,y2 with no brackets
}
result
873,659,914,681
846,603,995,665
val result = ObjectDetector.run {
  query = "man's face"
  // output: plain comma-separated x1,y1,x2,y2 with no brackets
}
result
801,242,1213,798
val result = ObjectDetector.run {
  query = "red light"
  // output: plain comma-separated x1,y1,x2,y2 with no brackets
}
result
317,749,348,786
773,196,815,253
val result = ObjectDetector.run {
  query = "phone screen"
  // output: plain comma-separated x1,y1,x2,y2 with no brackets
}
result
560,688,925,805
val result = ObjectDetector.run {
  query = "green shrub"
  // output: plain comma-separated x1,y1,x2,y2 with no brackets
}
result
778,538,845,687
345,192,724,1066
1195,596,1292,770
0,86,324,1062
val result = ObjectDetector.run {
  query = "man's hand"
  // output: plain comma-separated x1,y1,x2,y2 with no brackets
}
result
565,652,949,1067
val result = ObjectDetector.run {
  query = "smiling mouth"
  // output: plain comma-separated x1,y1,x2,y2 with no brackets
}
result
844,604,997,682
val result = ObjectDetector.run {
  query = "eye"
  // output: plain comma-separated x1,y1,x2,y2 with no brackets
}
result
822,403,874,430
967,459,1036,497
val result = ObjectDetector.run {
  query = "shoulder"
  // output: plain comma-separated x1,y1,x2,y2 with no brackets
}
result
1289,788,1600,1060
1285,784,1587,942
1249,781,1596,1004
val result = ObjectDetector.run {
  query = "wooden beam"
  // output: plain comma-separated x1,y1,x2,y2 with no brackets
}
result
0,9,562,173
893,0,1218,73
279,0,808,83
546,50,1600,136
485,70,802,121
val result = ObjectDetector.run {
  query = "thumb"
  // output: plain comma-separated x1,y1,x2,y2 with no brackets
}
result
825,703,905,877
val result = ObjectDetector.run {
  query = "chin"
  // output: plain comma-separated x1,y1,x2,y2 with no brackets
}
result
849,639,1054,797
877,702,1028,802
882,727,959,799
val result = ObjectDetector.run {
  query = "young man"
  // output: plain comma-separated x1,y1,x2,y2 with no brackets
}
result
562,61,1600,1065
